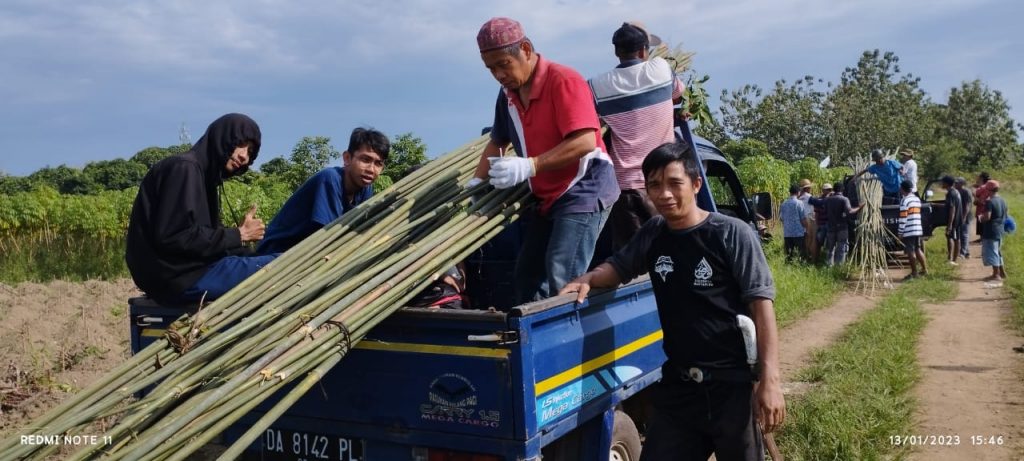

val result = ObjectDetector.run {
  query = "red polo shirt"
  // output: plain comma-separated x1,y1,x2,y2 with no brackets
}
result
490,55,618,215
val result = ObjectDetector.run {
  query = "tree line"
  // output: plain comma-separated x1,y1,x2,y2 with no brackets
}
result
0,133,428,196
695,49,1022,180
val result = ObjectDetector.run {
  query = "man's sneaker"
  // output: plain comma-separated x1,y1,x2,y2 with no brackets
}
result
901,273,917,282
948,260,959,266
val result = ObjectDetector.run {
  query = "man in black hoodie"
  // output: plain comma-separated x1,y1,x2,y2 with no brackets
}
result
126,113,273,303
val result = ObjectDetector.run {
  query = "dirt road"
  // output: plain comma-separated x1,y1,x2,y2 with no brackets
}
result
911,242,1024,460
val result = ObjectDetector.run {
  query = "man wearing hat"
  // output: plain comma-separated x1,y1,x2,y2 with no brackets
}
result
853,149,903,204
470,17,619,303
797,179,817,260
978,180,1007,282
807,183,834,262
588,21,684,251
900,149,919,194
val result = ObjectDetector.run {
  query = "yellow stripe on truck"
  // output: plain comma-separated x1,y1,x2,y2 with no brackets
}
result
354,341,509,359
534,329,663,395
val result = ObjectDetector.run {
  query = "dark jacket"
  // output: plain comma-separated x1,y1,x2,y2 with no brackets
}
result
126,113,261,301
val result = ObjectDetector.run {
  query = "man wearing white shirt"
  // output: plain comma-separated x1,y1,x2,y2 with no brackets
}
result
900,149,919,194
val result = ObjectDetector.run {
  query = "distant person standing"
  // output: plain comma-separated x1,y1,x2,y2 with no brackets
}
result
978,180,1007,283
807,183,832,264
797,179,818,261
941,176,963,265
973,172,992,241
900,149,919,194
898,180,927,279
780,185,809,262
853,149,903,204
589,21,684,250
955,177,974,259
822,184,863,266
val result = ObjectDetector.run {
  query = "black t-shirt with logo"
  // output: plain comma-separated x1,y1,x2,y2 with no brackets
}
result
608,213,776,369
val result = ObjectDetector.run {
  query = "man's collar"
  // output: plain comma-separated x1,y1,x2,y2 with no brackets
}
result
505,54,549,103
617,58,644,68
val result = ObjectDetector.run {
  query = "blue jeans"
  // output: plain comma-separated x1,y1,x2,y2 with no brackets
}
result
825,228,849,266
959,218,972,257
514,208,611,304
181,253,280,301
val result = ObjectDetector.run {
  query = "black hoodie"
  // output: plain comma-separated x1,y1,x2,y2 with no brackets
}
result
126,113,262,301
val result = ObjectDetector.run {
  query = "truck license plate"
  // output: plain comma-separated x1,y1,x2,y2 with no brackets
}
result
256,428,363,461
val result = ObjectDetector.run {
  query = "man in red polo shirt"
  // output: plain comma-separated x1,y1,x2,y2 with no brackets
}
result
469,17,620,303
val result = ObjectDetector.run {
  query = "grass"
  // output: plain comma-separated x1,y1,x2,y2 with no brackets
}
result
998,192,1024,335
761,238,846,328
776,235,956,460
0,234,127,284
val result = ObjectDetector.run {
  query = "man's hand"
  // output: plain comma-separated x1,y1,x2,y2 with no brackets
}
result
488,157,535,189
558,273,595,305
755,379,786,433
238,204,265,243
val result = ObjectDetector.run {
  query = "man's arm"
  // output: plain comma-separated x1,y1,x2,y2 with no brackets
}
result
559,263,623,304
752,297,785,433
979,209,992,223
532,128,597,173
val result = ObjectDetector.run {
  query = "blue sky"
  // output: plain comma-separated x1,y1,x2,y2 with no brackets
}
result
1,0,1021,176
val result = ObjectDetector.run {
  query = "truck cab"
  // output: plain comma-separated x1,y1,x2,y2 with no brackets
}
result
129,132,769,461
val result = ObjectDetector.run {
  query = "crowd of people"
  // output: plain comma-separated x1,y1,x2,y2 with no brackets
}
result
777,152,1010,287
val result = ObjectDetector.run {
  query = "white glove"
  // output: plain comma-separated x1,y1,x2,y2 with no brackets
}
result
488,156,535,189
466,177,484,188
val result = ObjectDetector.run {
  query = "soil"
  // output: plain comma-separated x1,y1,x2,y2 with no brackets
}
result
0,279,140,437
910,241,1024,460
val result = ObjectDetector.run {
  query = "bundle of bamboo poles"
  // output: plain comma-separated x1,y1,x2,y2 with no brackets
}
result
1,135,533,461
848,177,896,294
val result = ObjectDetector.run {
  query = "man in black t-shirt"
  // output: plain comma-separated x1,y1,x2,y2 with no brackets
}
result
941,176,963,265
560,142,784,461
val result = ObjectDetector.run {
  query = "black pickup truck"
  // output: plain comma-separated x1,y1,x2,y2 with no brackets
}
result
841,177,947,251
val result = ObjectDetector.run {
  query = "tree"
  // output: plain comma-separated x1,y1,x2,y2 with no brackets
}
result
26,165,97,195
383,133,428,182
919,137,968,182
290,136,340,180
133,145,179,168
823,50,936,164
720,138,771,163
718,76,830,161
84,159,148,191
941,79,1019,169
258,157,294,177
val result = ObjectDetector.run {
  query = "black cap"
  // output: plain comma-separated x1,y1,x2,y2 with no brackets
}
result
941,175,955,186
900,180,913,192
612,22,662,54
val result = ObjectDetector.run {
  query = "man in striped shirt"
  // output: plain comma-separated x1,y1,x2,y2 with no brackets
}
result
589,21,684,250
899,180,927,279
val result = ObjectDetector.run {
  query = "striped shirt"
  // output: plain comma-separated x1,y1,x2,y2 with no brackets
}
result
899,194,923,237
589,57,684,190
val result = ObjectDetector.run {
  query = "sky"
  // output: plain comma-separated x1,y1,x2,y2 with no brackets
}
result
1,0,1021,176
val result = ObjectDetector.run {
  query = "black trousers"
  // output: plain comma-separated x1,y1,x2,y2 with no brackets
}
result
784,237,806,261
640,379,764,461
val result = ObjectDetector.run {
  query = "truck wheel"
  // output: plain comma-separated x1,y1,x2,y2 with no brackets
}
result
610,410,641,461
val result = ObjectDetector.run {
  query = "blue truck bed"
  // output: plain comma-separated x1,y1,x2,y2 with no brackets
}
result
130,277,665,461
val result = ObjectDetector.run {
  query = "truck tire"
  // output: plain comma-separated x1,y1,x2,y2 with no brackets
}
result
610,410,641,461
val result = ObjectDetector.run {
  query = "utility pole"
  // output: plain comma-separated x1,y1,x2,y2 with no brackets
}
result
179,122,192,145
